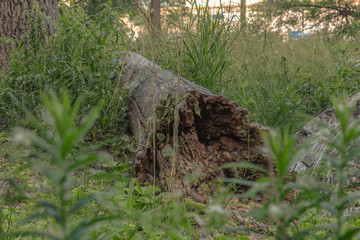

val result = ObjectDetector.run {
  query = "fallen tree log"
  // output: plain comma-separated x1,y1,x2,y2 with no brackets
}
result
291,92,360,175
122,52,270,202
290,93,360,192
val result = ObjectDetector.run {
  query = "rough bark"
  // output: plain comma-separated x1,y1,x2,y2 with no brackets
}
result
122,52,271,202
0,0,59,69
291,92,360,176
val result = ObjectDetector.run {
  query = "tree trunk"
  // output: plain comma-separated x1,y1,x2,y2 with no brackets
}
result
122,52,270,202
240,0,246,24
150,0,161,33
0,0,59,69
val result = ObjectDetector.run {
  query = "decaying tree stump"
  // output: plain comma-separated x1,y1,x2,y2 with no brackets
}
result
122,52,270,202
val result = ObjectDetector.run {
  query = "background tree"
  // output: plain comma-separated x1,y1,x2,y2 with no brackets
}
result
275,0,359,35
0,0,59,69
241,0,246,23
150,0,161,32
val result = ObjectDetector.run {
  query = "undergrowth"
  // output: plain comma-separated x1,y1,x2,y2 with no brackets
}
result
1,91,360,239
1,1,360,239
0,4,129,137
228,31,360,131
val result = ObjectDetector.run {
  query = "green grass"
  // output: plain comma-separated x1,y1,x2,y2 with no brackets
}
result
226,31,360,131
1,1,360,239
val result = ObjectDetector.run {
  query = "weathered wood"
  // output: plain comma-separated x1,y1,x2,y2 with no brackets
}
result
291,92,360,175
122,52,270,202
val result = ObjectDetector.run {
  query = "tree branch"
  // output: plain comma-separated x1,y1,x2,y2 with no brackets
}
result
284,4,356,17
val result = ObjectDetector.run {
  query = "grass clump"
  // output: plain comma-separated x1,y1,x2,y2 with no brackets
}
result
182,2,234,93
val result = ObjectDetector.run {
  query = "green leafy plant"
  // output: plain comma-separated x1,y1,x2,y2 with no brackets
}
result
244,97,360,239
244,128,318,239
0,202,13,240
318,97,360,239
13,91,113,239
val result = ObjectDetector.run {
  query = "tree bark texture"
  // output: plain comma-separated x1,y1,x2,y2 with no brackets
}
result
0,0,59,69
122,52,270,202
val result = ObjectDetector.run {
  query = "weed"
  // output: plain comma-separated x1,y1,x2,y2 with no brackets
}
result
11,91,111,239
